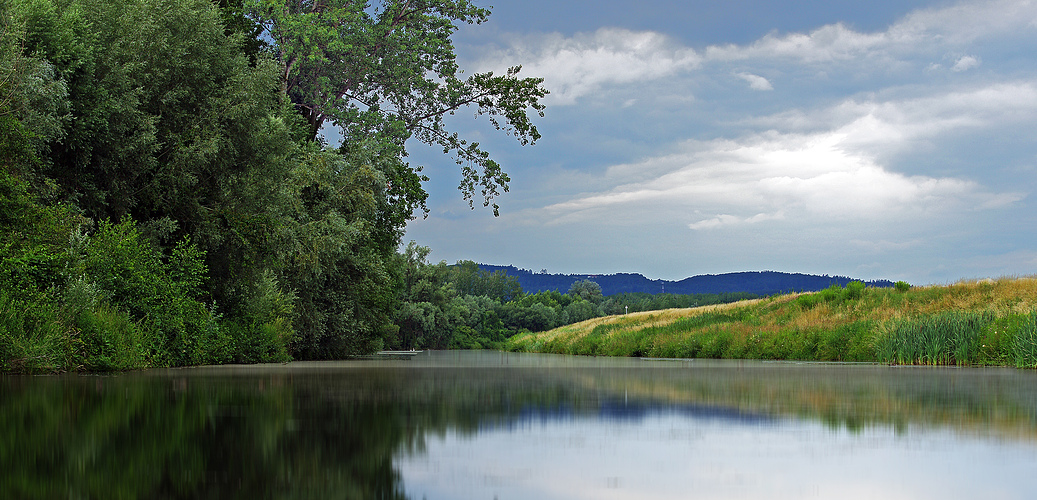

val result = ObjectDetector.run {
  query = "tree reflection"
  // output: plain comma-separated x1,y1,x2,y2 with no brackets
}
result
3,354,1037,499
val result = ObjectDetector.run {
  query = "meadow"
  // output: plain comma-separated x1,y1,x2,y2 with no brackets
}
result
507,277,1037,368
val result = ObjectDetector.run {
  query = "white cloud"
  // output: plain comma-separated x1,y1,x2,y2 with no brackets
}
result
894,0,1037,44
705,23,889,63
473,28,701,105
689,212,784,230
744,82,1037,145
433,0,1037,284
704,0,1037,64
952,55,980,71
539,82,1031,228
736,72,773,91
543,133,986,224
470,0,1037,106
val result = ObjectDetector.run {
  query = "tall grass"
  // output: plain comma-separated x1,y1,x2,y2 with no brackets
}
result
508,277,1037,368
0,292,69,373
875,312,992,365
1015,312,1037,368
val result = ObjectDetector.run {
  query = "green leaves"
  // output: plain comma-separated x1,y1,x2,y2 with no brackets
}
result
254,0,548,216
2,0,549,367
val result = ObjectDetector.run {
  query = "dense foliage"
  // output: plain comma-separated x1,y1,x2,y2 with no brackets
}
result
0,0,548,372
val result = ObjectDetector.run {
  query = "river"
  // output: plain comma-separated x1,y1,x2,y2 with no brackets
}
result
3,351,1036,499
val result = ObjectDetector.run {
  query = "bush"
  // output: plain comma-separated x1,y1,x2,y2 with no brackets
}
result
796,282,867,310
894,281,911,293
69,218,232,367
796,293,821,310
75,304,150,371
843,281,866,300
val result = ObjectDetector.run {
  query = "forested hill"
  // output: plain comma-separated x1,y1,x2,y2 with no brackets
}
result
476,266,894,296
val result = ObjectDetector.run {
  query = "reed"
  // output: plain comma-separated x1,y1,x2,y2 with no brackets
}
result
1014,312,1037,368
873,312,992,365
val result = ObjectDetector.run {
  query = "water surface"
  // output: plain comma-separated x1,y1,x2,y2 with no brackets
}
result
3,351,1036,499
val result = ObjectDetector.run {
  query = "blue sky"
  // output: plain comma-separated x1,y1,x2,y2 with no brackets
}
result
399,0,1037,285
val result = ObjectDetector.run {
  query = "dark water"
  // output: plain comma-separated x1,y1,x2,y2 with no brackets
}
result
4,351,1037,499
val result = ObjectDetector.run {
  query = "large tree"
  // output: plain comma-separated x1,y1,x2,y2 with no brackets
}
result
251,0,548,215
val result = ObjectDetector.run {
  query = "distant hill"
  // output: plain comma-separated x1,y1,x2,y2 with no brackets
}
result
476,265,894,296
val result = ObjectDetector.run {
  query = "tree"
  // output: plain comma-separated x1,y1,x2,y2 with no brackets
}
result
250,0,548,215
449,260,522,302
0,8,69,181
568,280,603,303
284,148,402,357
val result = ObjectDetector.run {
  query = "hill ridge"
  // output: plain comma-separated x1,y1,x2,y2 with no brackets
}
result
475,264,894,296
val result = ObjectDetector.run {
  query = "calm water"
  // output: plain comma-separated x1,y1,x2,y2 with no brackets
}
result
4,351,1037,499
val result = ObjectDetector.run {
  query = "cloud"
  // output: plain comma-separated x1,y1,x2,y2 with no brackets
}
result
472,28,701,105
470,1,1037,106
430,0,1037,284
704,0,1037,64
736,72,773,91
689,212,784,230
743,82,1037,145
705,23,889,63
538,82,1030,228
952,55,980,71
543,133,985,223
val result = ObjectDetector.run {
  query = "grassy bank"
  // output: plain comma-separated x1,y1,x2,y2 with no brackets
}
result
506,277,1037,368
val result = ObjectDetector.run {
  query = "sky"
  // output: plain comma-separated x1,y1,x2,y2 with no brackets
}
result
397,0,1037,285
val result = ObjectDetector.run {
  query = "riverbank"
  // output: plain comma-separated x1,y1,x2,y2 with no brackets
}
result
506,277,1037,368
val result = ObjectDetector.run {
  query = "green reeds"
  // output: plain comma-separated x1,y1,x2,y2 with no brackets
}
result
1014,312,1037,368
876,312,993,365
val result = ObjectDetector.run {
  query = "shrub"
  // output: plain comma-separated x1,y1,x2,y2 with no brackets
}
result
796,282,866,310
69,218,233,367
75,304,150,371
796,293,821,310
819,284,842,304
894,281,911,293
843,281,866,300
816,322,868,361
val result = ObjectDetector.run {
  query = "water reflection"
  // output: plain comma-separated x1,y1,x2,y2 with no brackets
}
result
2,351,1037,499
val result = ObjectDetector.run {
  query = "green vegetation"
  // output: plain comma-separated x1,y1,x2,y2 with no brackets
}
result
1,0,751,371
508,278,1037,368
5,0,1034,373
0,0,547,372
390,246,757,350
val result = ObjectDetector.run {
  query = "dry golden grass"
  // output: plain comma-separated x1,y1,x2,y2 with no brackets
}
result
521,298,768,344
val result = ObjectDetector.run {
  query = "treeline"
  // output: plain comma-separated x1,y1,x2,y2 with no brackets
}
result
392,245,758,350
0,0,547,372
478,265,895,296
